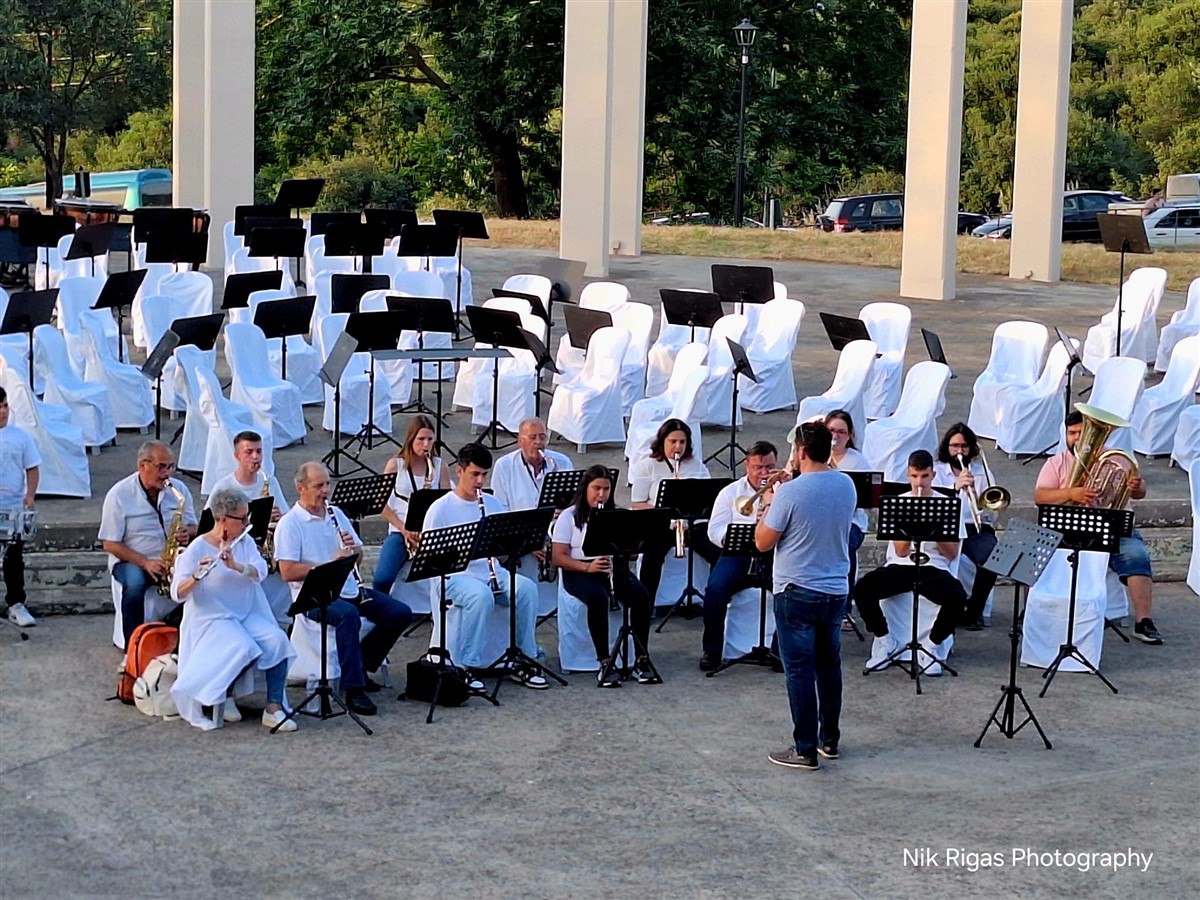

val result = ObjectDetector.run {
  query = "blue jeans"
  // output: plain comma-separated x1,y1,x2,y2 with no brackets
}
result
847,524,864,602
113,561,153,646
372,533,409,594
304,588,412,690
773,586,844,756
1110,529,1153,580
702,555,754,658
264,660,288,705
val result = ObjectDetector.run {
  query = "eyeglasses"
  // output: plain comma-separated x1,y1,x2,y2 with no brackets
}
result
141,460,176,472
224,513,250,524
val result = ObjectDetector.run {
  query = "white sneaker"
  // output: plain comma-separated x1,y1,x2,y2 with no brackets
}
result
221,702,242,723
261,708,297,733
7,603,35,628
921,642,944,677
864,634,898,671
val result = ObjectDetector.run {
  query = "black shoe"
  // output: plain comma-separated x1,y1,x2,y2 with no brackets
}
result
699,652,720,672
817,743,839,760
597,669,622,688
363,677,384,693
770,656,785,674
964,616,985,632
633,660,661,684
346,690,378,716
1133,618,1163,645
767,747,818,770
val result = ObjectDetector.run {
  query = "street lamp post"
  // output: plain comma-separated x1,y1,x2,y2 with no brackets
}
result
732,18,758,228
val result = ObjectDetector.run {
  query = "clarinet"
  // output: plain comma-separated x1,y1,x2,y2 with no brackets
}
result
537,450,559,583
326,501,363,588
476,489,503,597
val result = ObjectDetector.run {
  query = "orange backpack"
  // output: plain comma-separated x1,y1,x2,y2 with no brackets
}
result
116,623,179,705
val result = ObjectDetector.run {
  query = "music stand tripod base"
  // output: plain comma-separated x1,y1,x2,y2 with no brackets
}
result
706,523,780,676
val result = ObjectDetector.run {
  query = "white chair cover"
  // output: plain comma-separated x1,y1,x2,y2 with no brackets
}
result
288,616,386,686
865,593,954,670
226,247,298,297
223,322,307,448
221,220,243,279
577,281,630,312
738,298,806,414
391,270,455,380
140,292,218,412
0,287,40,391
967,320,1049,439
698,314,749,425
130,262,176,349
502,274,553,307
641,552,712,611
111,579,176,650
192,364,265,495
796,339,877,434
388,559,433,616
1131,335,1200,456
1172,404,1200,470
56,276,128,373
995,340,1078,456
623,342,708,461
359,291,414,408
612,302,654,415
470,303,543,432
863,361,951,481
547,326,631,451
1188,460,1200,596
306,236,358,284
0,358,90,497
1082,266,1168,372
32,324,116,448
556,579,628,672
1088,356,1146,456
646,292,711,398
1021,549,1107,671
452,296,532,412
78,314,155,429
33,228,73,291
1155,277,1200,372
623,365,709,465
245,288,324,405
58,232,108,282
723,587,776,658
860,302,911,419
314,314,392,436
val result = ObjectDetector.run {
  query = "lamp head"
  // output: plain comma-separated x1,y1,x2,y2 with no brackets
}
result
733,18,758,50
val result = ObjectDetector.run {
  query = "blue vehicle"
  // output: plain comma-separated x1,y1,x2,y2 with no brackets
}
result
0,168,172,210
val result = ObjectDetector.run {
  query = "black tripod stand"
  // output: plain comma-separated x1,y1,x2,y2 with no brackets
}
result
704,338,756,473
318,332,372,477
653,476,730,631
707,523,779,676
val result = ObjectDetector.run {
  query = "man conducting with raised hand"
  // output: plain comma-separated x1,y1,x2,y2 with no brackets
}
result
755,422,856,771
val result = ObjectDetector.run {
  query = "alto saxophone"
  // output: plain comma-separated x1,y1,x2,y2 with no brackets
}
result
671,453,686,558
477,488,503,597
157,480,186,596
259,477,278,573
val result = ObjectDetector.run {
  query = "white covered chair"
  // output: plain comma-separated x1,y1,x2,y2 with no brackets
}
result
245,288,324,405
556,579,628,672
0,359,90,497
1021,549,1108,672
288,615,390,690
223,322,307,448
863,361,951,481
425,581,509,669
192,364,266,495
623,364,709,466
1155,277,1200,372
451,296,533,413
860,302,911,419
140,293,218,413
502,274,552,308
358,290,414,408
306,237,358,284
623,342,708,461
738,298,806,414
111,582,175,650
547,326,631,452
995,340,1079,457
1131,335,1200,456
469,302,544,433
56,276,128,372
646,293,711,398
1087,356,1146,456
795,339,877,434
864,594,954,673
78,315,155,430
1082,266,1168,372
0,287,39,390
722,587,776,658
554,282,634,382
1188,460,1199,596
1172,405,1200,470
33,230,73,291
392,270,455,381
227,247,298,296
967,321,1049,439
577,281,630,313
221,220,243,279
612,302,654,415
32,324,116,449
130,262,176,349
315,314,393,437
698,313,749,426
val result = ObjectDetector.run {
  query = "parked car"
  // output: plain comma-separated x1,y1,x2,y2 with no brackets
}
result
967,190,1137,242
818,193,985,234
971,216,1012,239
1143,204,1200,248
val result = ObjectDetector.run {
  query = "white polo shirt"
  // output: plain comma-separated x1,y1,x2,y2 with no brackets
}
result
204,470,287,510
707,476,757,548
491,448,573,512
550,506,590,560
98,474,197,571
384,456,447,534
423,490,507,582
272,502,363,602
630,455,710,506
0,423,40,509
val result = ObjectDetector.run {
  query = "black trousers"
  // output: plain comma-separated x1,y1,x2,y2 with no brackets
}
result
853,563,967,645
638,523,720,607
562,567,651,663
3,539,25,606
961,525,998,619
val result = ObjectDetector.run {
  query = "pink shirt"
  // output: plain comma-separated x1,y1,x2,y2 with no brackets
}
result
1036,450,1074,491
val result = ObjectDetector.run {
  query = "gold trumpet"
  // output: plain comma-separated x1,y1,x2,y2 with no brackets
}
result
1067,403,1140,509
735,470,789,516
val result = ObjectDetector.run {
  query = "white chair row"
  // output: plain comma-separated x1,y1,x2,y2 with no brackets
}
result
1082,266,1167,374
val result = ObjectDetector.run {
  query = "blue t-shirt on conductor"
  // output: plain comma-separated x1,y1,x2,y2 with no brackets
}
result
763,469,857,595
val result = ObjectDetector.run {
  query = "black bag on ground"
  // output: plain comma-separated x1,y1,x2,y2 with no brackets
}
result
402,657,471,707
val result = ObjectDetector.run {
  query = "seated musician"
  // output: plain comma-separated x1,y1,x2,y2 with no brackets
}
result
933,423,999,630
422,443,547,689
630,418,719,606
0,387,40,628
853,449,967,661
99,441,197,647
1033,410,1161,644
374,415,452,594
699,440,779,671
825,410,870,625
170,488,296,732
552,465,655,687
273,462,413,716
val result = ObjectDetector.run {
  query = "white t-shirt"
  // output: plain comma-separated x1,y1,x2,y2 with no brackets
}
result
0,423,40,509
272,502,363,601
630,455,710,506
203,470,287,511
832,447,871,532
883,490,965,572
422,490,507,582
707,476,757,548
384,456,446,534
550,506,590,561
98,474,198,571
491,448,573,512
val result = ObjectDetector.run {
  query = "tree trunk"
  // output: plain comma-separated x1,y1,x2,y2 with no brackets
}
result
39,128,65,209
476,119,529,219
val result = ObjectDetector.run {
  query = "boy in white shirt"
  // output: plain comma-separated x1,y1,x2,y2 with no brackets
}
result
0,388,40,627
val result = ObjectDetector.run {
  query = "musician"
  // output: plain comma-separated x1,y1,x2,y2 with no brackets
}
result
374,415,452,594
934,423,999,630
630,419,720,606
0,387,40,628
755,422,856,770
273,462,414,716
491,417,573,511
699,440,780,671
423,443,548,689
99,442,197,647
1033,410,1160,644
825,410,870,625
852,449,967,661
170,488,296,733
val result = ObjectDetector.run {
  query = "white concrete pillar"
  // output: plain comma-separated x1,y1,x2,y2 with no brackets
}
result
898,0,968,301
1008,0,1072,283
172,0,207,210
203,0,255,239
559,0,616,276
608,0,648,257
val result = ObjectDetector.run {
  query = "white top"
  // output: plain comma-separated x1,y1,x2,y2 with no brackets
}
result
551,507,590,561
933,459,995,530
384,456,446,534
630,455,710,506
203,470,287,510
0,423,40,508
98,474,198,572
831,447,872,531
491,448,573,512
883,490,965,572
707,476,758,548
272,502,363,601
423,490,507,582
170,532,268,611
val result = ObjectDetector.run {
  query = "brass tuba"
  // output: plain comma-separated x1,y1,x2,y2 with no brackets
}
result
1067,403,1140,509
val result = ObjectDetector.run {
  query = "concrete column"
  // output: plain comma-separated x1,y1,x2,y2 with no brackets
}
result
559,0,616,276
898,0,968,301
608,0,648,257
203,0,255,239
171,0,207,210
1008,0,1072,282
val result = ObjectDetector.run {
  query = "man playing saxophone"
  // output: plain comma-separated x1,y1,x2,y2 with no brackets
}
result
99,441,197,647
1033,410,1161,644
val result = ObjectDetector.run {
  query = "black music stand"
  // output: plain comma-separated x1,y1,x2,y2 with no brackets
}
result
563,305,612,355
395,224,459,272
19,214,76,288
707,523,779,676
660,289,724,342
310,211,363,236
254,296,316,381
654,477,733,630
196,496,274,543
233,204,289,237
1096,213,1152,358
398,487,451,635
921,327,955,379
145,229,208,272
344,310,407,451
92,270,147,363
536,467,618,511
843,470,887,641
585,508,672,686
1034,504,1132,697
319,331,370,477
1026,328,1084,463
141,330,180,441
330,273,389,316
974,518,1061,749
170,312,224,353
247,225,305,286
432,209,488,338
704,338,757,473
63,223,115,278
274,178,325,221
479,506,565,698
819,312,872,351
492,288,553,404
711,264,774,313
865,494,962,694
465,305,535,449
386,295,456,426
330,473,397,529
222,270,284,312
275,554,370,734
0,289,56,387
363,208,418,238
325,222,387,275
541,258,586,311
